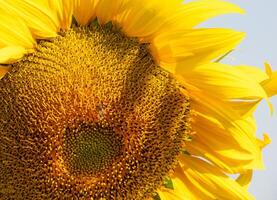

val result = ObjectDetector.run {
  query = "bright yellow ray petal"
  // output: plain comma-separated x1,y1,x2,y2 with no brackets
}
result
176,82,265,173
158,175,199,200
262,71,277,98
171,177,198,200
159,163,200,200
236,65,269,83
0,46,27,64
2,0,59,39
48,0,73,30
233,64,277,115
73,0,98,25
95,0,125,25
157,188,187,200
0,66,11,79
176,155,254,200
236,170,253,189
151,29,244,73
229,100,260,117
114,0,181,39
257,133,271,149
236,63,277,98
160,0,244,31
178,63,267,100
264,62,273,76
0,11,35,49
185,112,264,173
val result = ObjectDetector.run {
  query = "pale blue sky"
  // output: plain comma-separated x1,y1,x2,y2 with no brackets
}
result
199,0,277,199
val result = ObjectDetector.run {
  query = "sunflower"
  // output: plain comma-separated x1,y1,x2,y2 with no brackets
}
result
0,0,276,199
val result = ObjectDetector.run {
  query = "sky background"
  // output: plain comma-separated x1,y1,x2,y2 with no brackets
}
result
198,0,277,199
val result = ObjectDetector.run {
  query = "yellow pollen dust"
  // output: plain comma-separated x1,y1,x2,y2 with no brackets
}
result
0,23,191,199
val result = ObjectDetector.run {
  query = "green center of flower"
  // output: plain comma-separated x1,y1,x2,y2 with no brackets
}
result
0,23,191,199
63,123,123,175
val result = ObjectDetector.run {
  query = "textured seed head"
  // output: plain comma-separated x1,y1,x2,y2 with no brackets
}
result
0,24,191,199
63,123,124,176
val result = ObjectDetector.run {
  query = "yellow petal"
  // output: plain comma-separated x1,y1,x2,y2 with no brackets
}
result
177,82,265,173
265,62,273,76
236,65,269,83
262,71,277,97
171,177,198,200
2,0,59,39
114,0,181,39
161,0,244,31
152,29,245,73
228,100,260,117
185,111,264,173
157,188,187,200
236,63,277,98
257,133,271,149
158,175,199,200
0,66,11,79
175,154,254,200
0,10,35,49
95,0,125,25
236,170,253,189
234,64,277,115
73,0,98,25
48,0,74,30
0,46,27,64
178,63,267,100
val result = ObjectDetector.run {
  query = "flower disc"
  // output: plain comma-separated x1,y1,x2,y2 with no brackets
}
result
0,25,190,199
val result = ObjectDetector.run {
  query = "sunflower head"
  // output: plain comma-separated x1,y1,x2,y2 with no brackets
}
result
0,22,191,199
0,0,276,199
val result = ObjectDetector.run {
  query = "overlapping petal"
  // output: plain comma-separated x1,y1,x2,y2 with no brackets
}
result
236,63,277,98
0,11,35,49
151,29,245,73
262,69,277,98
159,0,244,31
174,154,254,200
236,170,253,189
73,0,98,25
178,63,267,100
2,0,59,38
94,0,127,25
158,189,188,200
0,46,28,64
0,9,35,64
176,81,266,173
185,111,264,173
48,0,73,30
114,0,181,39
